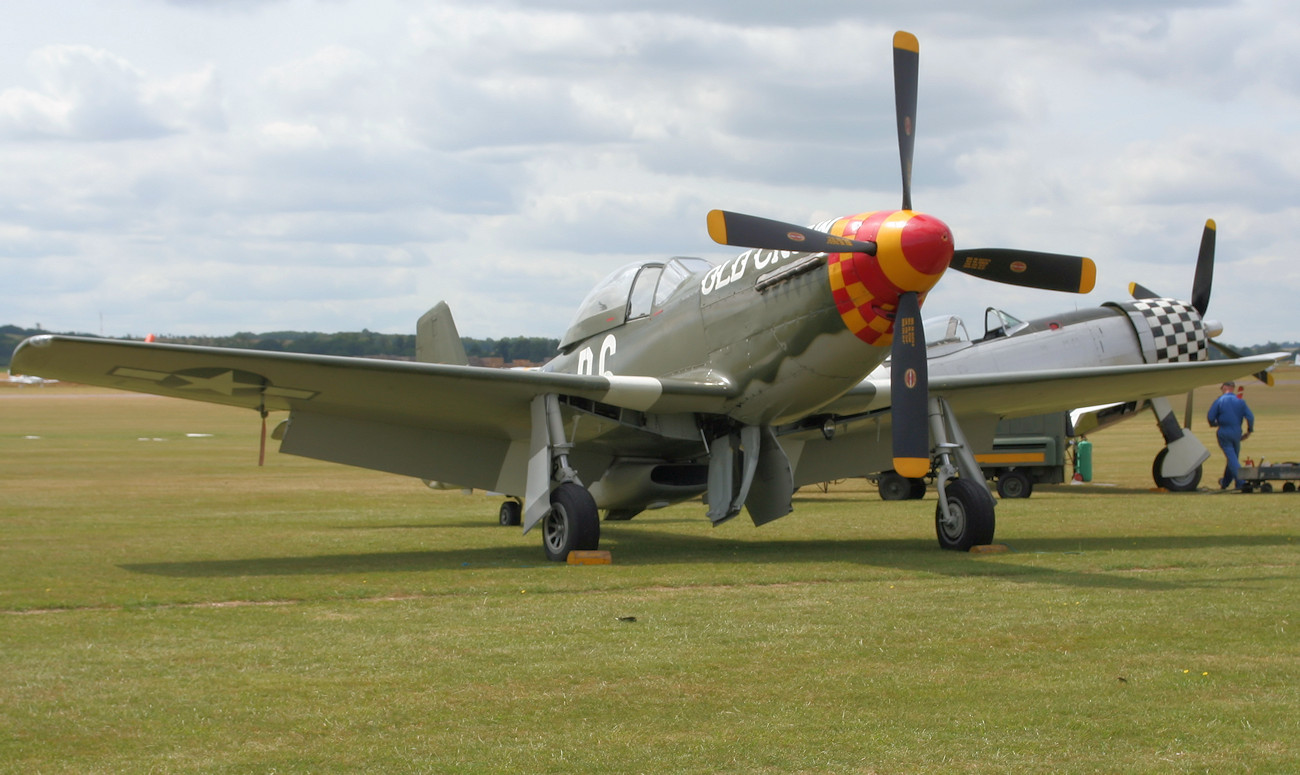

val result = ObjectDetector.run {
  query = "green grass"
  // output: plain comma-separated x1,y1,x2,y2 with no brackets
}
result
2,372,1298,773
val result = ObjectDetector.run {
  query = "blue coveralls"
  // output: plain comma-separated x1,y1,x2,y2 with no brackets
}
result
1207,393,1255,489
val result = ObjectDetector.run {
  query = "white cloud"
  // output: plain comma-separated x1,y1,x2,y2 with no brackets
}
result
0,0,1296,347
0,45,224,141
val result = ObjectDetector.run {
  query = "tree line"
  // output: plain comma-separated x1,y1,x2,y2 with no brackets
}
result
1,325,559,368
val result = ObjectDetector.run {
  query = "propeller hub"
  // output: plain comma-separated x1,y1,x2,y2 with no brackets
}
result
878,211,954,288
827,210,952,345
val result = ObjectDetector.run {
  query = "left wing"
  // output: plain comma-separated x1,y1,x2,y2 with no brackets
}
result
11,335,736,493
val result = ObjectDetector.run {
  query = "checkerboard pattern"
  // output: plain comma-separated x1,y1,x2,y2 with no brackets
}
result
1131,298,1207,362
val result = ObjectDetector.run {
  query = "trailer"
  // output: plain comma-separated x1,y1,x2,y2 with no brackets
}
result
1237,461,1300,493
975,412,1072,499
871,411,1072,500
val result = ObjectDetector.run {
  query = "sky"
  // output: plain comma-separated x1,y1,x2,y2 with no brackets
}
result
1,0,1297,346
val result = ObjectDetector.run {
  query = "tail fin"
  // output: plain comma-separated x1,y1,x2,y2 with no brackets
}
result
416,302,468,365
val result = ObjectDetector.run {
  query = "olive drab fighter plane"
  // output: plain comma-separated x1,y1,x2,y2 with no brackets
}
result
10,32,1275,561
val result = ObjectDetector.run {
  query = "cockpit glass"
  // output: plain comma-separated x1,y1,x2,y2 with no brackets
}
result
655,257,713,306
923,315,969,344
983,307,1027,338
558,257,716,351
627,265,663,319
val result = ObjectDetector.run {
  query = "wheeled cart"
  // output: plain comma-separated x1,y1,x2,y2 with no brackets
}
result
1237,462,1300,493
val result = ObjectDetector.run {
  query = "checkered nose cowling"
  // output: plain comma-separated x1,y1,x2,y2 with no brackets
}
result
1111,297,1209,363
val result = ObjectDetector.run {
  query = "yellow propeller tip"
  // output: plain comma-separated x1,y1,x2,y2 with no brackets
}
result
1079,258,1096,294
1205,218,1217,231
893,31,919,53
706,210,728,245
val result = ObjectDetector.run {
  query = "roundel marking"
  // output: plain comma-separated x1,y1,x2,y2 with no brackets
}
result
1010,260,1028,274
904,368,918,389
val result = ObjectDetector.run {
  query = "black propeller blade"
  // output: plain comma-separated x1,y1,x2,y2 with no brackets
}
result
1191,219,1215,316
950,248,1096,294
893,31,919,212
1130,219,1216,310
891,291,930,478
707,209,878,255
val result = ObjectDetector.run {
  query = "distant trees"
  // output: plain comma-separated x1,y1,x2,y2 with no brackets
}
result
1,324,559,368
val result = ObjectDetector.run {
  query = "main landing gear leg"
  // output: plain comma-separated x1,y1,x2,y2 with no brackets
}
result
1149,396,1208,492
523,394,600,561
927,396,996,551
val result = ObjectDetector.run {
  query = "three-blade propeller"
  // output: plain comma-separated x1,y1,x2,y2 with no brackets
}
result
706,30,1095,478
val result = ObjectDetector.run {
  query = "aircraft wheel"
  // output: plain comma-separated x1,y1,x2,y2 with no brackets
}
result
1151,448,1203,492
908,478,927,499
878,471,910,501
996,469,1033,499
499,499,521,527
542,482,600,562
935,478,996,551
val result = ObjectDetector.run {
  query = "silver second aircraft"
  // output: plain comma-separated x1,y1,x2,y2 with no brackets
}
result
12,32,1279,561
850,219,1281,496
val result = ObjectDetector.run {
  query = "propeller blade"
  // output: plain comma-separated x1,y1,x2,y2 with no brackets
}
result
706,209,877,255
1208,338,1274,385
1129,281,1159,299
1191,218,1215,316
891,291,930,478
950,248,1096,293
893,31,920,212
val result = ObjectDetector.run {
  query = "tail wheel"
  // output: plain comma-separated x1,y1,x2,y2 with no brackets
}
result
996,468,1033,499
1152,448,1203,492
935,478,996,551
878,471,911,501
542,482,600,562
498,499,522,526
878,471,927,500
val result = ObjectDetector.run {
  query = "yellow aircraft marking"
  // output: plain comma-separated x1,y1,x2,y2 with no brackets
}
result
974,452,1047,464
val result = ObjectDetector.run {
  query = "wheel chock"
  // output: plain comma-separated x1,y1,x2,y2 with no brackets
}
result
567,550,612,565
969,544,1010,554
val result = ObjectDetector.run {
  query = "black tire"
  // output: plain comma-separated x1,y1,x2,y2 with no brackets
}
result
498,500,521,526
1261,482,1274,493
542,483,600,561
1283,483,1296,493
1151,448,1203,492
996,469,1033,499
878,471,910,501
908,478,927,500
935,478,996,551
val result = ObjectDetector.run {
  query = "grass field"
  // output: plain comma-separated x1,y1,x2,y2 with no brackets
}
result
2,369,1298,773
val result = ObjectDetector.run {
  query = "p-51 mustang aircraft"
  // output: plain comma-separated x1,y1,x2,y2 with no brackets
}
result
12,32,1280,561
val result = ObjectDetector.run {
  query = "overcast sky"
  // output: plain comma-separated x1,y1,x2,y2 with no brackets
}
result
2,0,1297,347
